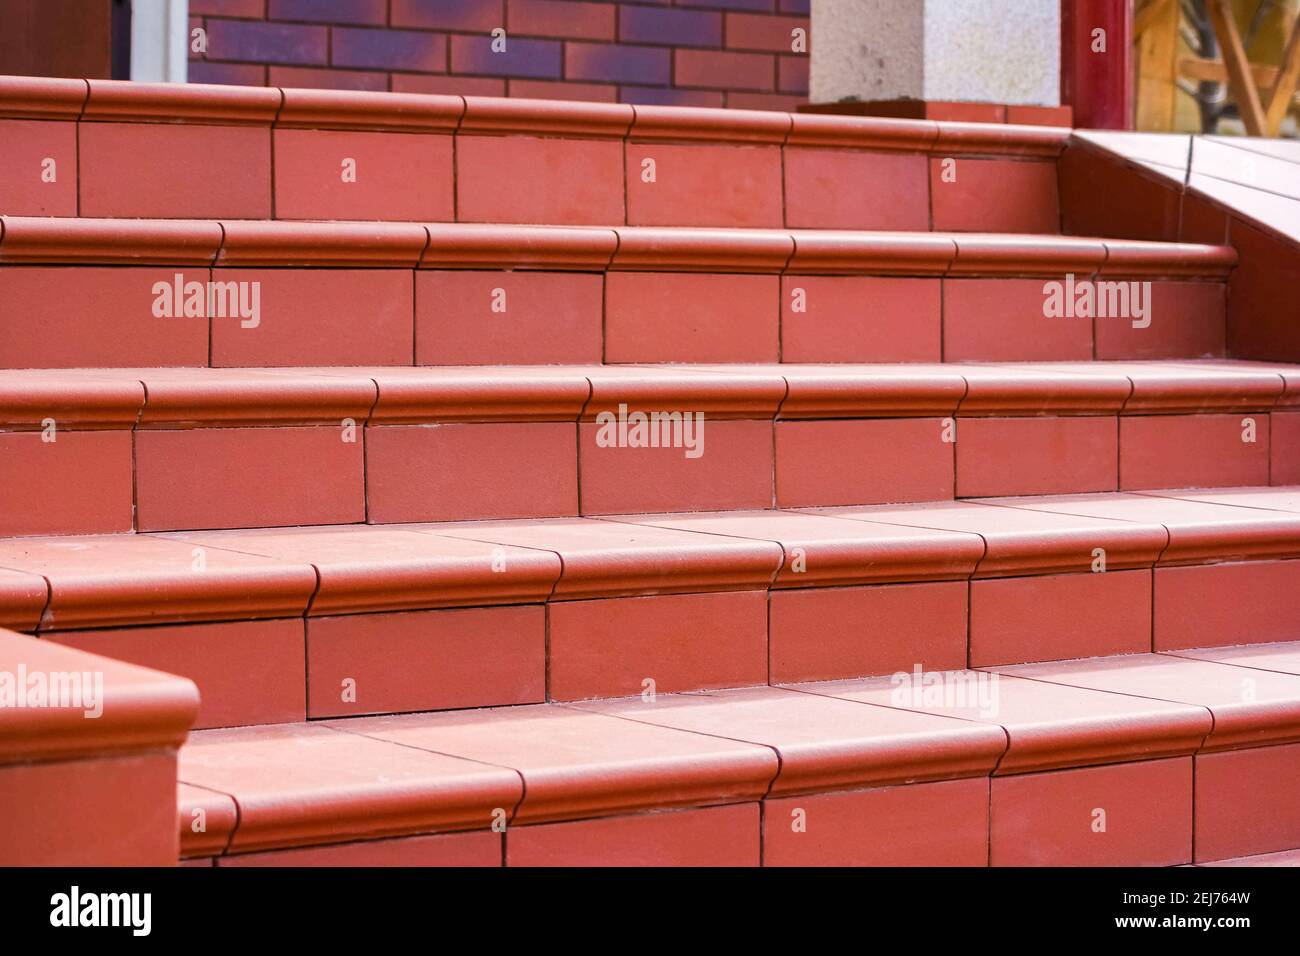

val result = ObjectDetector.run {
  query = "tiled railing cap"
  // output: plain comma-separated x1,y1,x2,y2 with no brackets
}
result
955,366,1133,415
0,628,199,764
0,569,48,631
629,104,791,144
276,88,462,132
421,223,617,270
82,79,282,125
947,235,1108,276
0,370,146,428
582,367,787,420
785,232,956,274
177,783,237,858
0,75,88,119
216,220,428,267
775,366,967,418
1118,364,1286,414
785,112,938,151
610,227,794,272
0,216,222,264
367,368,592,423
1100,239,1238,278
935,120,1070,157
459,96,633,138
135,369,379,427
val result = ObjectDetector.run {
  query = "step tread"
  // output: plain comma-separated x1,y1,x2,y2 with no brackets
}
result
176,648,1300,859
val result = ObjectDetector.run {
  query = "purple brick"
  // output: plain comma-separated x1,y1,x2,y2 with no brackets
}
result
206,19,327,64
565,42,670,85
449,35,561,78
332,27,447,72
187,60,268,86
677,0,775,11
619,85,725,108
618,7,721,48
268,0,386,24
780,0,811,13
191,0,266,16
392,0,503,31
779,54,808,93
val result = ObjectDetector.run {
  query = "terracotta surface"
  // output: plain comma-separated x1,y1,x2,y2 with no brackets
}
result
0,430,134,536
0,119,77,216
943,279,1093,362
456,134,625,225
783,148,930,231
626,143,784,228
221,830,500,867
1120,414,1269,490
779,276,941,362
1195,743,1300,862
929,158,1059,233
956,416,1118,497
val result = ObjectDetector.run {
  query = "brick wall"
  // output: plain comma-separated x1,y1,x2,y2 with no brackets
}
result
188,0,811,110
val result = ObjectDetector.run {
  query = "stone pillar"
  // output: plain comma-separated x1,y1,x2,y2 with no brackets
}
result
811,0,1062,107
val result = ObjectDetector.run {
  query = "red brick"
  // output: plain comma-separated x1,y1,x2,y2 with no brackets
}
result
778,54,808,93
450,35,561,78
970,569,1151,667
269,0,386,24
1154,560,1300,650
273,129,454,221
725,12,808,52
48,619,306,729
780,275,940,360
1006,104,1074,127
956,416,1119,497
619,6,722,47
79,122,271,218
415,271,602,364
209,269,412,366
0,431,134,536
1119,414,1269,490
604,272,779,362
0,267,209,368
578,419,773,514
191,61,270,86
1094,281,1225,360
0,119,77,216
307,605,546,717
392,0,502,31
507,79,618,102
1273,412,1300,484
267,65,388,91
675,48,774,91
930,157,1060,233
627,142,783,227
507,0,616,41
775,418,953,507
566,41,670,84
769,581,968,683
926,101,1006,123
366,422,579,522
391,73,505,96
331,27,446,73
223,830,500,866
456,134,624,225
765,777,988,866
943,278,1093,361
191,0,265,16
991,758,1193,866
547,590,768,700
508,804,759,866
726,91,804,110
620,86,725,108
135,426,364,530
1195,743,1300,862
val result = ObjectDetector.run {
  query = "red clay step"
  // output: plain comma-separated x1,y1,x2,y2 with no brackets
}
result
0,75,1066,231
0,218,1232,368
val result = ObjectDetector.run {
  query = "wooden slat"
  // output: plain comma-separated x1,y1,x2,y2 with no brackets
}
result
1207,0,1269,135
1264,15,1300,136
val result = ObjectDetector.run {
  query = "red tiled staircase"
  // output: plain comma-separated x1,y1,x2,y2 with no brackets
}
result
3,75,1300,867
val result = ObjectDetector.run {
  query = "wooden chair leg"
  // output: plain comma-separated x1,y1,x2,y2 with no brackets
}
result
1263,14,1300,136
1207,0,1268,135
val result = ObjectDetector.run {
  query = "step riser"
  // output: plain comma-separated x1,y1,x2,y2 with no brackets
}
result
0,267,1226,368
179,747,1300,866
0,118,1058,232
36,558,1300,729
2,410,1286,536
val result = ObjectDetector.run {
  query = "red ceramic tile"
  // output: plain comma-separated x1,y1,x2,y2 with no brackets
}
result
0,753,179,865
1227,222,1300,363
178,782,238,859
331,703,776,823
1154,560,1300,650
956,416,1118,497
79,122,271,218
1180,192,1230,245
0,119,77,216
1200,847,1300,867
1120,414,1269,490
943,278,1093,362
209,269,413,367
367,421,579,522
307,605,545,717
584,685,1005,793
0,567,48,631
180,723,523,851
415,271,603,365
604,272,779,362
990,758,1192,866
1059,145,1182,241
0,267,210,368
1195,743,1300,862
1094,281,1226,360
507,803,758,866
1272,413,1300,484
1006,104,1073,127
783,148,929,230
930,158,1059,233
775,418,953,506
626,143,783,227
769,580,967,682
221,830,500,867
779,276,941,362
764,777,989,866
273,129,454,221
578,419,773,514
547,590,767,700
1170,639,1300,674
970,569,1151,666
456,134,625,225
0,431,134,536
48,619,306,729
135,426,364,531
